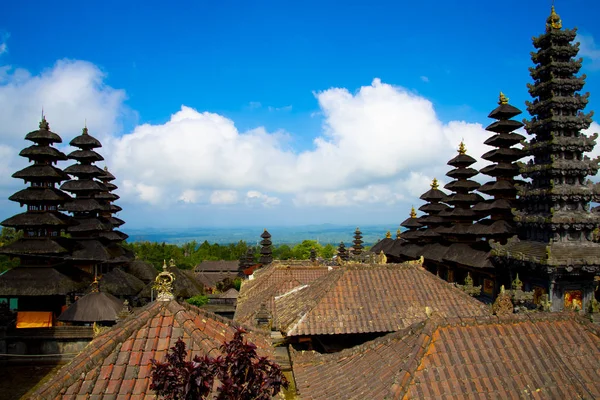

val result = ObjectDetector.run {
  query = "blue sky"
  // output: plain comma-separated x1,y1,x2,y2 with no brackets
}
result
1,1,600,231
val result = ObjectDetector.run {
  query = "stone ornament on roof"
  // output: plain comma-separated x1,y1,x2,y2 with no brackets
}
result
154,259,176,301
385,230,392,239
546,5,562,31
457,273,482,297
492,286,514,316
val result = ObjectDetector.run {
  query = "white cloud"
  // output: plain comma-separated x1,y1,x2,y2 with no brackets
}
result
104,78,493,206
121,181,164,205
420,76,429,83
210,190,239,205
0,59,129,148
246,190,280,207
178,189,205,204
578,34,600,70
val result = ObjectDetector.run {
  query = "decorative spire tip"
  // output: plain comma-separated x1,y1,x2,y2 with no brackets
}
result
458,140,467,155
431,178,439,190
410,206,417,218
546,5,562,31
499,92,509,105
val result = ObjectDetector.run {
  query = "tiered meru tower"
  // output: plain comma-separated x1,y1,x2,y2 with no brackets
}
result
492,7,600,310
1,117,73,264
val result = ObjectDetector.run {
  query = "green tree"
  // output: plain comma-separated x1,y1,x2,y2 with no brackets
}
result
321,243,335,259
292,240,323,260
0,227,22,273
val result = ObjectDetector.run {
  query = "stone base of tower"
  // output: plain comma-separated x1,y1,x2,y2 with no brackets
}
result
492,238,600,311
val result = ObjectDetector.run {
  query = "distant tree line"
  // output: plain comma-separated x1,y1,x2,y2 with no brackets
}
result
0,228,21,273
0,229,368,273
124,239,351,271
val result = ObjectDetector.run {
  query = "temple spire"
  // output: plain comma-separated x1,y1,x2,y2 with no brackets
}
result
546,5,562,31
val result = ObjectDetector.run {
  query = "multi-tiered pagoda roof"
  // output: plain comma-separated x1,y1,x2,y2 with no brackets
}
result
417,178,451,264
472,93,526,243
352,227,363,255
492,7,600,278
259,229,273,265
1,117,73,263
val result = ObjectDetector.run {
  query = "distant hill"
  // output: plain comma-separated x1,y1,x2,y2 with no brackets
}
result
123,224,399,246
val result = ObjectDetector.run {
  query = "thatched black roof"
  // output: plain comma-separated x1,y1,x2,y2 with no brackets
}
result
479,163,520,177
9,187,71,204
98,167,116,181
487,103,522,121
471,199,512,213
61,198,108,213
69,128,102,149
0,237,71,256
19,145,68,161
421,243,449,263
419,203,449,213
67,149,104,163
13,164,70,182
478,180,518,195
369,237,395,254
107,216,125,227
483,132,525,148
99,230,129,242
447,153,476,168
481,148,524,163
95,192,120,201
444,179,480,192
103,182,118,191
67,217,112,233
110,204,123,213
471,219,515,237
101,268,145,296
58,291,123,323
69,239,111,262
61,179,106,193
125,260,158,284
445,168,479,179
25,118,62,143
63,164,105,177
0,266,91,296
2,211,72,228
443,244,493,269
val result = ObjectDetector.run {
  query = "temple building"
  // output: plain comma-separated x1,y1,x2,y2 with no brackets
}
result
491,7,600,310
352,227,363,255
0,117,89,318
259,229,273,265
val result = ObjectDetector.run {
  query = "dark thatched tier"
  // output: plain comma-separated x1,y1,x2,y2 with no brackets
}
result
99,268,144,297
25,123,62,144
19,145,68,161
124,260,158,284
0,237,71,256
447,153,476,168
95,192,120,201
67,217,113,233
61,179,106,193
419,203,449,213
69,240,111,262
9,187,71,204
98,168,116,181
70,129,102,149
487,103,522,120
485,119,524,134
99,230,129,242
58,291,123,323
0,266,91,296
479,163,520,177
67,149,104,163
107,216,125,227
61,198,108,213
2,211,72,227
443,243,493,269
483,132,526,148
13,165,70,182
64,164,106,177
481,148,524,163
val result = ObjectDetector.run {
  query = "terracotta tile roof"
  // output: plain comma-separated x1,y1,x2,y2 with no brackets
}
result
234,262,331,325
275,263,489,336
33,300,274,399
292,313,600,400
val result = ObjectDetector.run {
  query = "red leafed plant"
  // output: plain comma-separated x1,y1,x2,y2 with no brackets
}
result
150,327,288,400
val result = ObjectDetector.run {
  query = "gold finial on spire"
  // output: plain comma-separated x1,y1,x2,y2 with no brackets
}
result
154,259,176,301
396,228,402,239
458,140,467,155
499,92,509,105
431,178,439,190
90,276,100,293
546,5,562,31
410,206,417,218
385,230,392,239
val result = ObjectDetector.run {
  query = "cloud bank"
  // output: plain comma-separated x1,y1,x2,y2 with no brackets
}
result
1,58,599,223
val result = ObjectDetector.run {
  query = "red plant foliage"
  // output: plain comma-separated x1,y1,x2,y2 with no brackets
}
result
150,328,288,400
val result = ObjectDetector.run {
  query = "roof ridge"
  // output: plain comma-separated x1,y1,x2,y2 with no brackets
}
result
278,268,344,335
